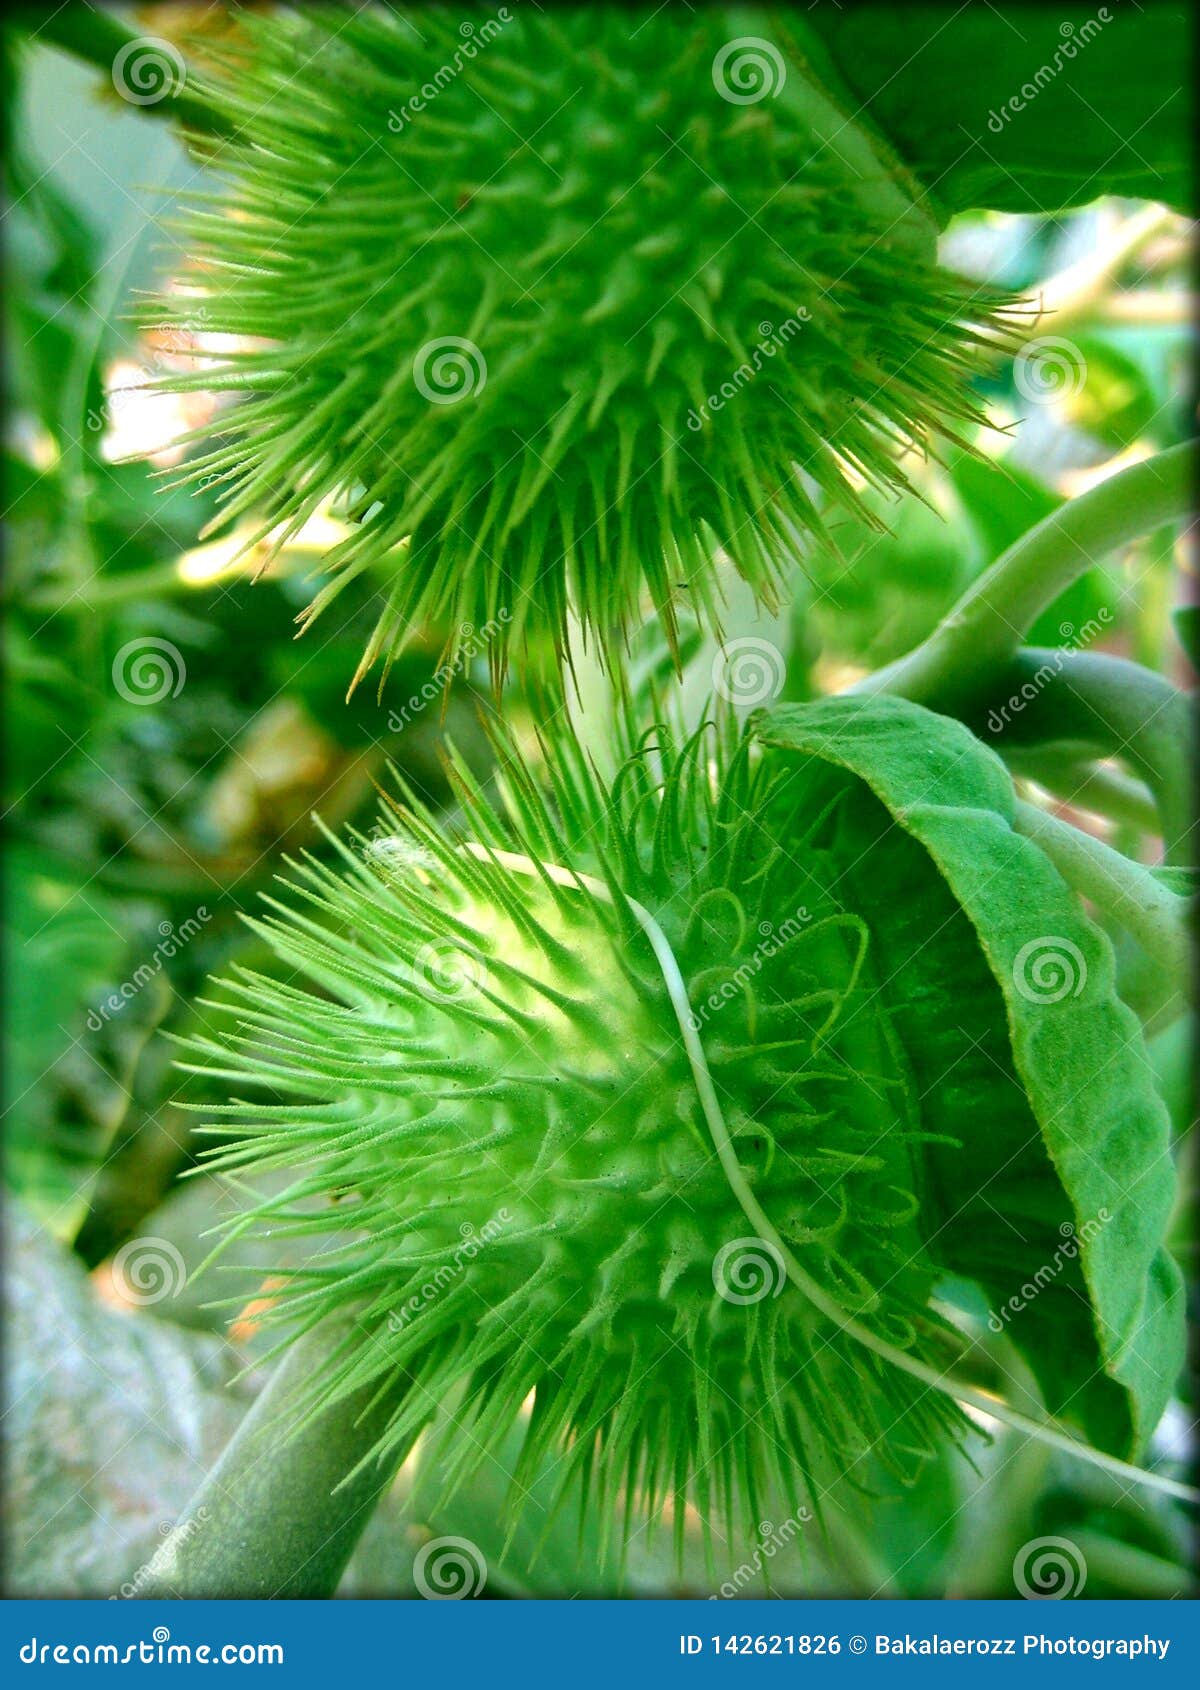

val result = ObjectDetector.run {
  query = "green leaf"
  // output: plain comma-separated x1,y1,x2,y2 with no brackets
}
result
755,694,1183,1458
805,5,1188,218
949,450,1062,561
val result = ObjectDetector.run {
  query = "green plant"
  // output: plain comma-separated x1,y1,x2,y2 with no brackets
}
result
140,439,1193,1596
179,687,1182,1519
149,5,1003,686
5,0,1193,1606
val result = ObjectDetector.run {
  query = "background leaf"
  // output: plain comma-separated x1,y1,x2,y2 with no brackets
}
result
806,4,1189,218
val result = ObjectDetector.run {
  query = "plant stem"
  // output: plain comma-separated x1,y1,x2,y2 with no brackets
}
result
31,560,190,614
27,9,229,138
1013,799,1191,998
139,1319,411,1598
1068,1530,1194,1598
857,442,1195,711
1005,749,1159,835
975,650,1194,864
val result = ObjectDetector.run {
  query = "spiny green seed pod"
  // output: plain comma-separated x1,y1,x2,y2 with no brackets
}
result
187,699,1181,1546
156,5,1004,688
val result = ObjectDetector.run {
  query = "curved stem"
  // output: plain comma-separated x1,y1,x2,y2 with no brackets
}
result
1013,799,1191,997
463,843,1199,1505
1069,1530,1194,1598
858,442,1195,711
974,649,1194,864
138,1318,411,1598
1005,748,1159,835
27,9,228,138
33,560,200,613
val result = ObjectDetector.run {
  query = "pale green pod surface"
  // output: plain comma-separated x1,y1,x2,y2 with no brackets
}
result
154,6,1004,687
185,700,1182,1547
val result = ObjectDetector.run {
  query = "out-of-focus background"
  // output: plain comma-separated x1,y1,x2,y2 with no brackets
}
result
3,7,1194,1597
